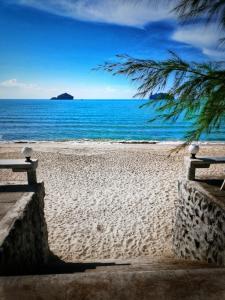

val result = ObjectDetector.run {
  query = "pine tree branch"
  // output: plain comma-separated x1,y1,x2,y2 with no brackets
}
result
96,51,225,144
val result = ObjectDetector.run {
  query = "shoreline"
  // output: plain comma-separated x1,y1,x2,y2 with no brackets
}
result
1,139,225,146
1,140,225,156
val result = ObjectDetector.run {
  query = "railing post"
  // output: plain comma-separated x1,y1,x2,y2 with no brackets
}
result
187,164,196,180
27,169,37,185
184,157,195,180
184,156,211,181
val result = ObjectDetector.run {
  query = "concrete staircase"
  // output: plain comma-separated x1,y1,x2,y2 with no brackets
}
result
0,257,225,299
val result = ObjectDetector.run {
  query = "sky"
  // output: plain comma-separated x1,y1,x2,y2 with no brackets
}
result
0,0,224,99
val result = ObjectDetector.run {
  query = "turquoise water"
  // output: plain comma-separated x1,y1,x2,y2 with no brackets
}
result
0,99,224,142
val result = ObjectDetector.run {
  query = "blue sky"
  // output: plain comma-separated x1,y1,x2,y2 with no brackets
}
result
0,0,223,99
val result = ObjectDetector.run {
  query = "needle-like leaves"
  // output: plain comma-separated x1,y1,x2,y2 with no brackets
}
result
96,52,225,145
95,0,225,147
173,0,225,45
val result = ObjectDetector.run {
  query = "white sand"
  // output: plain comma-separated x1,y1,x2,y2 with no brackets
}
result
0,141,225,261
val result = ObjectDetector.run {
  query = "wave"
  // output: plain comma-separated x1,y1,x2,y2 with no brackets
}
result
1,138,225,146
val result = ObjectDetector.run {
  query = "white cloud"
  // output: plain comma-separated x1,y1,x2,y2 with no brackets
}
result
10,0,222,59
172,24,221,49
0,79,57,98
172,24,225,59
202,48,225,59
0,79,136,99
0,78,37,89
13,0,175,28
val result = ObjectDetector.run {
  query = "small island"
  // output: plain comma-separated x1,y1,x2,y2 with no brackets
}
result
51,93,74,100
149,93,173,100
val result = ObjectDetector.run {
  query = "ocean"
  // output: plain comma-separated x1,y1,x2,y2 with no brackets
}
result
0,99,224,142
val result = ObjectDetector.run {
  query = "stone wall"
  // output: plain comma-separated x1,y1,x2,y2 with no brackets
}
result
173,180,225,265
0,183,49,275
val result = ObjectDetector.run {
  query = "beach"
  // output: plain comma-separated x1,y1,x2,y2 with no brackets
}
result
0,141,225,262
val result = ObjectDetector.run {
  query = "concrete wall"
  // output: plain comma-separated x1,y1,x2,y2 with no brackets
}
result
0,183,49,275
173,180,225,265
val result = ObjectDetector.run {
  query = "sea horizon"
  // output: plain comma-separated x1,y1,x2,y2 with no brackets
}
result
0,99,225,142
0,98,139,101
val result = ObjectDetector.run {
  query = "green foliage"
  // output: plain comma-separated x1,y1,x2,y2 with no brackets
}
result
174,0,225,29
96,0,225,145
174,0,225,45
97,51,225,143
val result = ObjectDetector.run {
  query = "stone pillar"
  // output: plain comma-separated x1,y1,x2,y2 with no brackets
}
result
173,180,225,266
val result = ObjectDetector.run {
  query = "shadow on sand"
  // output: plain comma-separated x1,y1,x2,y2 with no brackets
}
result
1,251,130,276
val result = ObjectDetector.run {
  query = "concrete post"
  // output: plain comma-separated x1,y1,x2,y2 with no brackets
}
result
186,165,196,180
27,169,37,185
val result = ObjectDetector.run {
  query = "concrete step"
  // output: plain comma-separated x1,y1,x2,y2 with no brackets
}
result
1,267,225,299
1,257,224,299
41,256,220,275
85,257,219,273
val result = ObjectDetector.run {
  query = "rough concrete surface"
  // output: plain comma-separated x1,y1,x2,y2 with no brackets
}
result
174,180,225,265
0,268,225,300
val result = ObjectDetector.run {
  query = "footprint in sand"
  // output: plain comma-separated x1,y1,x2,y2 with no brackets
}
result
126,238,136,250
96,224,104,232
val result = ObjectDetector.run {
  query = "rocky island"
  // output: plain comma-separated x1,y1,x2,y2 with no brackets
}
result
149,93,173,100
51,93,74,100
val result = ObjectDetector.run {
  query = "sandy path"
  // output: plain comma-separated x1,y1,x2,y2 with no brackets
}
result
0,142,224,261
